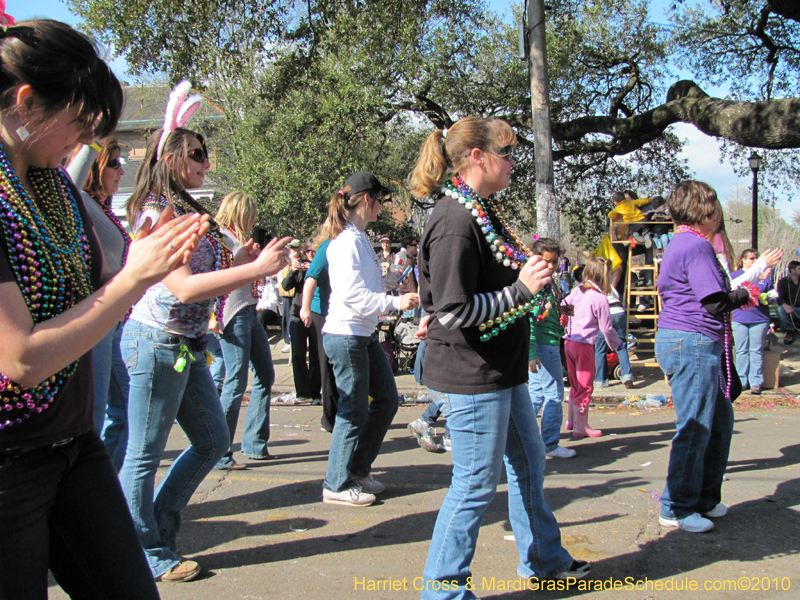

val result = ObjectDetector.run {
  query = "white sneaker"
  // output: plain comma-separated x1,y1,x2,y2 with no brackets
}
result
323,486,376,506
546,446,576,458
703,503,728,518
280,344,291,354
441,435,452,452
659,513,714,533
350,473,385,494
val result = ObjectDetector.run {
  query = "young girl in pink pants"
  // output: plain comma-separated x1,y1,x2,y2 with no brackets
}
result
562,258,623,438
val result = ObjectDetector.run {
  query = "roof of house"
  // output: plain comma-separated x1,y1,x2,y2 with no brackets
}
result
117,84,225,132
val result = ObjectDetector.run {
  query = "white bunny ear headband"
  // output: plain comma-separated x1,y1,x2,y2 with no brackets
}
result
156,80,204,160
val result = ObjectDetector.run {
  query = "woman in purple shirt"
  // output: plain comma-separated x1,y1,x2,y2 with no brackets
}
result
655,181,752,534
731,249,774,395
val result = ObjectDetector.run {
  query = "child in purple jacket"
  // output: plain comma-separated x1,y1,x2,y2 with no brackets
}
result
561,257,623,438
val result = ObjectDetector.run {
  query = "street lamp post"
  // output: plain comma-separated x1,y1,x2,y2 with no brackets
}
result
749,151,763,248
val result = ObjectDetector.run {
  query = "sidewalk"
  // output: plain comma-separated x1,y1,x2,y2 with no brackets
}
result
49,331,800,599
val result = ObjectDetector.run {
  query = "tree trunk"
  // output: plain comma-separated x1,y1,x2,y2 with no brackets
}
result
528,0,559,240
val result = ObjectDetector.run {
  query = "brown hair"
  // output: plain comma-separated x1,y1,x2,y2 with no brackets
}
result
126,127,208,225
325,185,377,240
215,192,258,244
666,180,720,226
735,248,759,271
79,138,122,208
0,20,122,138
581,257,610,294
408,116,517,198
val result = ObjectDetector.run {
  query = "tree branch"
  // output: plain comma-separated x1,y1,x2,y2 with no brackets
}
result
552,80,800,158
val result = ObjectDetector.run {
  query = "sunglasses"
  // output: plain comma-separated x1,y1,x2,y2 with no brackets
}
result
105,158,122,170
187,148,209,163
494,145,516,161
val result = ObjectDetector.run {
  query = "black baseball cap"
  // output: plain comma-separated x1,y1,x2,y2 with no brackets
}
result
344,171,392,202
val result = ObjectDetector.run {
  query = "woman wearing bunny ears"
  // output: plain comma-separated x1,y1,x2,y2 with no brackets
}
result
120,82,291,582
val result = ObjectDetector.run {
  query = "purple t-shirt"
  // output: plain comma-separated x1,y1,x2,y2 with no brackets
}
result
731,270,773,324
657,231,727,346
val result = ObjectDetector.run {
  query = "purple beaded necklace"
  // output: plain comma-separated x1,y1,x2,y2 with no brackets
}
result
0,146,94,430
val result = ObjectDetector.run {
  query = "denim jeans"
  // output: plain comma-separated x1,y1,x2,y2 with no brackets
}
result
206,332,226,393
656,329,733,520
120,320,230,577
777,304,800,332
652,233,670,250
0,430,159,600
323,332,399,492
281,296,292,344
217,305,275,464
421,394,450,438
93,319,131,472
421,384,573,599
732,321,769,388
594,312,632,384
527,344,565,452
290,314,321,399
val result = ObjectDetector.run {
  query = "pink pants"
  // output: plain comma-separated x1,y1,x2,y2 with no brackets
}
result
565,340,595,410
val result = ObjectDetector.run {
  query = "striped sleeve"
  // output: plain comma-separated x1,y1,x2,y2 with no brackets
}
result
437,280,533,330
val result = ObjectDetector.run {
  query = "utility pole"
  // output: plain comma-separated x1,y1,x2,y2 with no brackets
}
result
526,0,559,240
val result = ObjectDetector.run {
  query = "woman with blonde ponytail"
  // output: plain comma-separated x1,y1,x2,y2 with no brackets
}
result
320,172,419,506
410,117,588,598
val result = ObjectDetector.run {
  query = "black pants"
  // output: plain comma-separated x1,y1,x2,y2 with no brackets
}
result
312,311,339,432
289,314,321,399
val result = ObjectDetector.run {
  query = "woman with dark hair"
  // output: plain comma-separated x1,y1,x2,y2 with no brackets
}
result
120,82,291,581
0,18,208,599
731,248,774,395
321,171,419,506
66,137,131,470
408,117,587,599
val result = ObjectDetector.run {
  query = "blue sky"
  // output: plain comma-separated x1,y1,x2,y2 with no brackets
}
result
19,0,794,221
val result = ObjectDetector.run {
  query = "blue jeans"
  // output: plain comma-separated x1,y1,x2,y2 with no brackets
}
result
93,319,131,472
656,329,733,520
652,233,670,250
217,305,275,465
120,320,229,577
281,296,292,344
527,344,565,452
421,384,572,599
323,332,399,492
777,304,800,332
0,431,159,600
206,332,226,393
594,312,632,384
421,395,450,438
732,321,768,388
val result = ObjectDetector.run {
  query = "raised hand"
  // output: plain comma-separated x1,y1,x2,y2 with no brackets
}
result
518,255,552,295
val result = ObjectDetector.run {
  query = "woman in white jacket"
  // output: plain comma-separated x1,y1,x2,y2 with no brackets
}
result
321,172,419,506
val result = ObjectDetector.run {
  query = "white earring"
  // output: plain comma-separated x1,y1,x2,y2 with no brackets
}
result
16,125,29,141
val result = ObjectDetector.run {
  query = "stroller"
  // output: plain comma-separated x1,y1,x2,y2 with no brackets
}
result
391,316,421,372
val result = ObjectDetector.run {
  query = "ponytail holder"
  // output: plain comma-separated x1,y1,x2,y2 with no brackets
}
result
338,189,346,197
157,80,204,160
0,1,16,28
